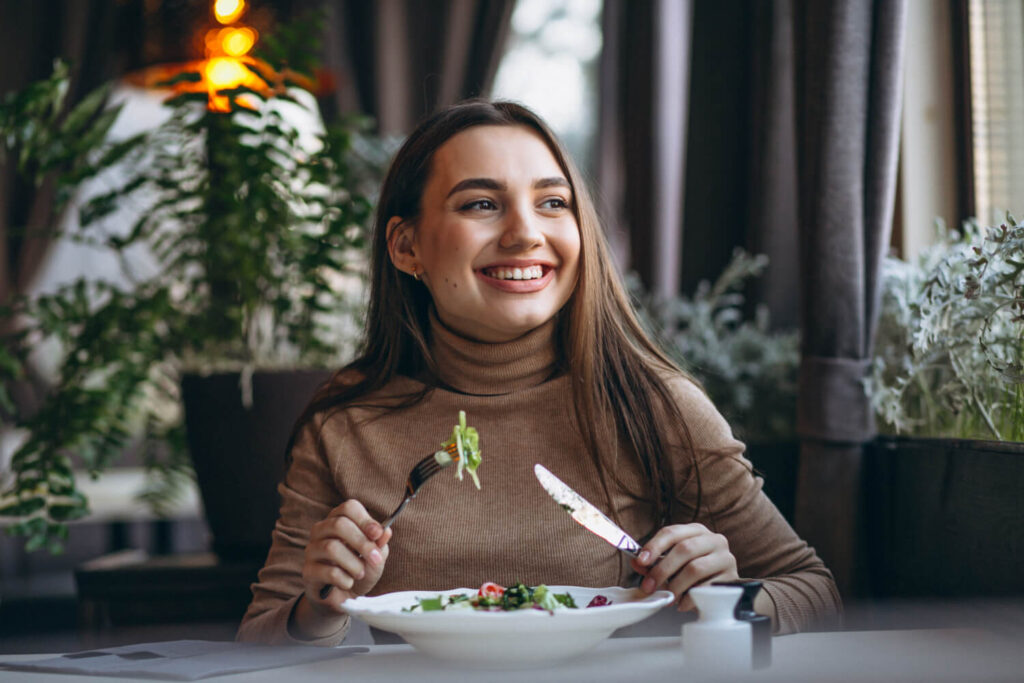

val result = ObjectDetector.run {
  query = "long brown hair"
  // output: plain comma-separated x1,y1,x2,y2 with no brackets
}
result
291,100,702,525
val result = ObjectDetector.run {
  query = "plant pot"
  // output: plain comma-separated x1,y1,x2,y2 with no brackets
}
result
866,435,1024,598
181,369,330,562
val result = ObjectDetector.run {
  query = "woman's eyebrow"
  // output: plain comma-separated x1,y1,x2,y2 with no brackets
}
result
446,177,506,198
446,176,570,198
534,177,570,190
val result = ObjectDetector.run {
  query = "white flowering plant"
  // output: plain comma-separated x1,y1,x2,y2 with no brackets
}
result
631,249,800,443
866,217,1024,442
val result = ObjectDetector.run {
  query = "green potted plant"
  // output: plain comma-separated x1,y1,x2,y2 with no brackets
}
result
0,45,382,558
867,218,1024,440
864,217,1024,598
630,249,801,520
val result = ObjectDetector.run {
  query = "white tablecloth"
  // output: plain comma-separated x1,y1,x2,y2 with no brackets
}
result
1,629,1021,682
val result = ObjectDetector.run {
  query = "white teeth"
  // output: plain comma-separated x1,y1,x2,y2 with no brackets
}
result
487,265,543,280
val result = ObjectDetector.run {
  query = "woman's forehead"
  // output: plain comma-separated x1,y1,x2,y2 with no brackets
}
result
427,125,566,187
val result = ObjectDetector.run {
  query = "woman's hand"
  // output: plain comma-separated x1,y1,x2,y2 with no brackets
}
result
290,500,392,640
305,500,393,608
631,523,739,611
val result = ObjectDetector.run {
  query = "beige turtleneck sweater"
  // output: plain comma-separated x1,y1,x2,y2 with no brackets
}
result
236,317,841,645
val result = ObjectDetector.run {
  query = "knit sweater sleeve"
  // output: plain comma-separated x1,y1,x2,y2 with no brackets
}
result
236,414,350,645
667,377,843,634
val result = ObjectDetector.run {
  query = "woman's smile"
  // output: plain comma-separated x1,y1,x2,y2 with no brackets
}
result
476,261,554,292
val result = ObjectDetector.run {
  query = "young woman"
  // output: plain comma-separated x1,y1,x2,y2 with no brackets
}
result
236,100,841,645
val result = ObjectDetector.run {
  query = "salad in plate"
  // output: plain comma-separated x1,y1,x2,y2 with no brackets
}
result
403,581,612,613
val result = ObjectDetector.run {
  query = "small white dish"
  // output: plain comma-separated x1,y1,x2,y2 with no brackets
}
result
341,585,675,668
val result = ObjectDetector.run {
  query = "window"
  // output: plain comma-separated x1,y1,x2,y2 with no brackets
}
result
490,0,603,174
967,0,1024,224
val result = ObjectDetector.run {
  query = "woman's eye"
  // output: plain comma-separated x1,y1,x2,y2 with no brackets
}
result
540,197,570,210
461,199,497,211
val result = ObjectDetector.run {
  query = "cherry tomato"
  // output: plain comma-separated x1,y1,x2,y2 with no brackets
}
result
478,581,506,599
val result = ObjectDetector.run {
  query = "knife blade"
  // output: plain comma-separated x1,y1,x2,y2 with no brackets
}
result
533,463,642,557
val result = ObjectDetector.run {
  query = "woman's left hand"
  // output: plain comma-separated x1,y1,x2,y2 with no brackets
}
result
631,523,740,611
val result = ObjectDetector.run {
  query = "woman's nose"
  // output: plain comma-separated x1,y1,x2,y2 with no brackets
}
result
498,204,544,250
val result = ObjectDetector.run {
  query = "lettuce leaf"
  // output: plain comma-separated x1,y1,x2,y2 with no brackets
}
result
438,410,482,489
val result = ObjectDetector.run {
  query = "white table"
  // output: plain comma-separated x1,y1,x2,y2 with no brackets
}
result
1,629,1021,682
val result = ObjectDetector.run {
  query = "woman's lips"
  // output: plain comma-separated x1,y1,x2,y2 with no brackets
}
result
476,266,555,293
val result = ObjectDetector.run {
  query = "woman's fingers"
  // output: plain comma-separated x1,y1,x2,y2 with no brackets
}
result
324,500,388,547
314,515,383,569
632,523,739,608
638,530,720,590
634,523,712,563
303,500,393,608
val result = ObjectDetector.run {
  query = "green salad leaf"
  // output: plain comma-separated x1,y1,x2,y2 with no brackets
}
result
436,410,481,489
401,582,580,613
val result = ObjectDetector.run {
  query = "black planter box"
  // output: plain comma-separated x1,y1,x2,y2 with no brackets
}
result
866,436,1024,598
745,441,798,524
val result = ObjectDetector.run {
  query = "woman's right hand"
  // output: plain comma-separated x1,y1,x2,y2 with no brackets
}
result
294,499,392,637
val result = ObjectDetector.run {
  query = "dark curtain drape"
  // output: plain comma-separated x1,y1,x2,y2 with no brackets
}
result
600,0,796,320
602,0,907,596
320,0,514,134
792,0,907,596
598,0,692,296
748,0,800,331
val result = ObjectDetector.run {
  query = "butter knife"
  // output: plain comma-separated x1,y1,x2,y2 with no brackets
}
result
533,463,642,557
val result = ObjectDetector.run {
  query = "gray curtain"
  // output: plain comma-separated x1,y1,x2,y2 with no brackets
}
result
792,0,907,596
320,0,514,134
748,0,800,331
600,0,796,319
598,0,692,295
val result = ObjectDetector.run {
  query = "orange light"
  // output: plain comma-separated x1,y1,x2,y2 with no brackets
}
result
221,27,257,57
214,0,245,24
201,56,265,112
205,57,247,89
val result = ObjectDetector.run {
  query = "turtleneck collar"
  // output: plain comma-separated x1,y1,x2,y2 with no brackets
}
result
428,309,560,395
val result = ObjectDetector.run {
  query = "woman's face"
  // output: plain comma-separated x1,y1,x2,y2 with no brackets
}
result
390,125,581,343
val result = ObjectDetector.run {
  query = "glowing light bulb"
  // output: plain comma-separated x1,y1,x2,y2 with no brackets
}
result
206,57,247,89
214,0,245,24
221,27,256,57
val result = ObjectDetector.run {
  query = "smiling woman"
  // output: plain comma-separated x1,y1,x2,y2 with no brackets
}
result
235,100,841,647
386,125,581,343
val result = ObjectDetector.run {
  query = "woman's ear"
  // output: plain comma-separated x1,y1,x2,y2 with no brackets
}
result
386,216,418,276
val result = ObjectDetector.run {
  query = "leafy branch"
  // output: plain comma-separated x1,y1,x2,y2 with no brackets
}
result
0,51,383,551
631,250,800,442
867,217,1024,442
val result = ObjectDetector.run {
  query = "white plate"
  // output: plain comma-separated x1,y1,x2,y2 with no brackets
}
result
341,585,675,668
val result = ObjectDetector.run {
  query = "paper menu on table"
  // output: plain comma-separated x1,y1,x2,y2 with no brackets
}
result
0,640,368,680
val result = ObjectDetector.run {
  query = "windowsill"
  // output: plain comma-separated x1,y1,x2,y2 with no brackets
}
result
73,468,202,524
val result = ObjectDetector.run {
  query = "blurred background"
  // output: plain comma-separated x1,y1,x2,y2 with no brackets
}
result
1,0,1022,653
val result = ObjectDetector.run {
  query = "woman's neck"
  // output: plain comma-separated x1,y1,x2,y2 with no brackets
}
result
427,309,559,395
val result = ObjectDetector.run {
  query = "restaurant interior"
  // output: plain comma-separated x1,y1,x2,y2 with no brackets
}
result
0,0,1022,679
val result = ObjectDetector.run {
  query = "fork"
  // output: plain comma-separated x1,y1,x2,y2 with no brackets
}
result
319,442,460,599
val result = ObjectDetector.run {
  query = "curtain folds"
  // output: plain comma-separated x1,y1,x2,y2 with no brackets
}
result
598,0,692,296
792,0,907,596
602,0,908,596
748,0,800,331
320,0,514,135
